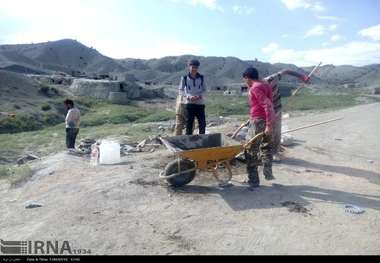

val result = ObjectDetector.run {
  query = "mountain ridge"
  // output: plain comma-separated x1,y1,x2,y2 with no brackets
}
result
1,39,379,88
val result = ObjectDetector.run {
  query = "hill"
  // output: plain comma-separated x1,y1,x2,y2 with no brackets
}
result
0,39,126,75
1,39,379,89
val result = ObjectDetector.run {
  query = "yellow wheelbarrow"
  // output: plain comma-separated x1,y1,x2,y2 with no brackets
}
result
159,133,264,188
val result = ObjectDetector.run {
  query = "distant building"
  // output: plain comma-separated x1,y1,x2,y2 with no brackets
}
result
241,86,248,93
342,82,356,89
224,90,237,96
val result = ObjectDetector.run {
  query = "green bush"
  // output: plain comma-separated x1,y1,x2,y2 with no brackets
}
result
42,113,64,126
39,86,50,95
0,115,41,134
41,104,52,111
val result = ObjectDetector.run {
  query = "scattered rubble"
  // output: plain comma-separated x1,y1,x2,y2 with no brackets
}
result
129,178,160,188
17,154,40,165
281,134,295,147
281,201,311,215
235,127,248,141
120,136,164,156
79,139,97,154
25,202,43,209
345,205,365,215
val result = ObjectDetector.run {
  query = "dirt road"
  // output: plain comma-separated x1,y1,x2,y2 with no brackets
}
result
1,103,379,255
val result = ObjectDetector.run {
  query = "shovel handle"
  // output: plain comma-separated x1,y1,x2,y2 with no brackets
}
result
231,120,250,139
243,132,265,149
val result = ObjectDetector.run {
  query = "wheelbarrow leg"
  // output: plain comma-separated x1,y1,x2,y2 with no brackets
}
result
212,161,234,188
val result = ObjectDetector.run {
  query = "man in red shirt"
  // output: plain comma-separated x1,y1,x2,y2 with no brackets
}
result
243,67,276,189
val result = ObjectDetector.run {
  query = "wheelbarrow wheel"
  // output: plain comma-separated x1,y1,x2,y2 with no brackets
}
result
164,159,196,188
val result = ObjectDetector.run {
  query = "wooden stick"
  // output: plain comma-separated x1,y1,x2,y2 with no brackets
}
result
308,62,323,79
292,62,322,96
282,117,343,135
231,120,250,139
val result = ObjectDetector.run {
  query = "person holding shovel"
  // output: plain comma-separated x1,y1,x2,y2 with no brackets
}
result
264,70,311,160
233,69,311,158
243,67,276,189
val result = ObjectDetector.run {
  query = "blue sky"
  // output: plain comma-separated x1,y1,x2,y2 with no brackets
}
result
0,0,380,66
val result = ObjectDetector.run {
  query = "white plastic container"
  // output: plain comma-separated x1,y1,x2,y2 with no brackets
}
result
99,140,121,165
90,144,100,166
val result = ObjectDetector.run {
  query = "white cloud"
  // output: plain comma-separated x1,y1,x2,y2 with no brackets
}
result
304,24,337,38
0,0,112,20
281,0,325,12
322,42,329,47
315,15,341,21
328,24,338,31
261,43,280,54
304,25,326,38
359,24,380,41
191,0,218,9
331,34,343,42
171,0,223,11
232,5,255,15
267,42,380,66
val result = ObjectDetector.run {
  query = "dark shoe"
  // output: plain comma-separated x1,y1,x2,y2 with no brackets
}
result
263,164,275,181
248,184,260,191
247,167,260,187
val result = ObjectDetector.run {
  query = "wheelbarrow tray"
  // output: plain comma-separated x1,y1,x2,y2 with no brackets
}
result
160,133,243,170
160,133,242,187
160,133,263,187
177,145,242,171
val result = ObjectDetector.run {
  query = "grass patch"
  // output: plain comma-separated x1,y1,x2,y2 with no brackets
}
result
80,102,175,127
0,114,42,134
0,166,11,178
0,112,64,134
207,93,249,116
0,121,158,163
0,164,34,186
206,91,362,115
283,94,359,111
138,111,175,123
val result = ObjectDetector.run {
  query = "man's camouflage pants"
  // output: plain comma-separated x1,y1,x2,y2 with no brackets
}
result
244,119,274,185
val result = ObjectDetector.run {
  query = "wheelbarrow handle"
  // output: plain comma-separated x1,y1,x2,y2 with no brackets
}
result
243,132,265,150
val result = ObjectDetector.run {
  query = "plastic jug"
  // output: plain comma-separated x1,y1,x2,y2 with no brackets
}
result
90,143,100,166
99,140,121,165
